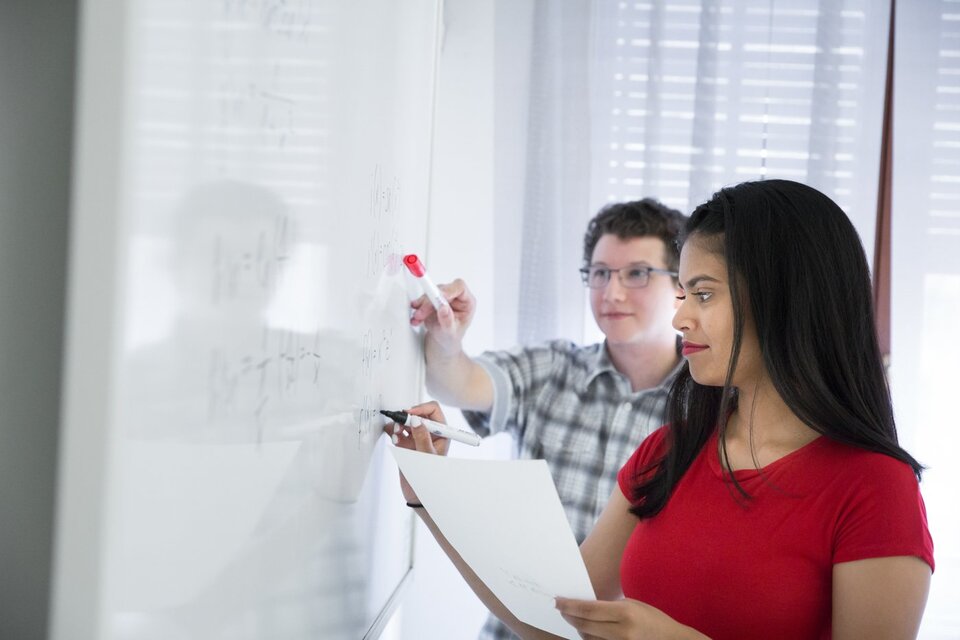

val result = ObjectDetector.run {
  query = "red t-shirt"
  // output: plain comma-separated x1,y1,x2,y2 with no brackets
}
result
617,426,934,640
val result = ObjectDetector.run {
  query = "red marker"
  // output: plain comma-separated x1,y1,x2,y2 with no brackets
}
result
403,254,450,312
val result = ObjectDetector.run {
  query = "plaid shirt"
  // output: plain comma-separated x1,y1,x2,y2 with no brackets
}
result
461,339,681,640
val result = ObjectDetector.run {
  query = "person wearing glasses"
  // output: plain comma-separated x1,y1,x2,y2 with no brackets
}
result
409,199,687,640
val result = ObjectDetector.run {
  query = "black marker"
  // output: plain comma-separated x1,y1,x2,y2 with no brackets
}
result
380,409,481,447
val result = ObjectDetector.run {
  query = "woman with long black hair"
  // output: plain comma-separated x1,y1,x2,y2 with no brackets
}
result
391,179,933,639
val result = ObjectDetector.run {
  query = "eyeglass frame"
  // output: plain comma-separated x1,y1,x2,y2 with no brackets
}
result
578,263,678,289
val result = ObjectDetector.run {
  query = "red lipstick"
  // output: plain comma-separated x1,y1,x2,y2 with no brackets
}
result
681,341,708,356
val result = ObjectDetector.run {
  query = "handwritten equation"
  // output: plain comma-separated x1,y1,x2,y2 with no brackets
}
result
500,568,556,601
367,165,403,277
211,0,321,154
205,325,398,444
216,77,297,150
207,328,324,440
199,164,409,446
220,0,315,40
211,214,291,305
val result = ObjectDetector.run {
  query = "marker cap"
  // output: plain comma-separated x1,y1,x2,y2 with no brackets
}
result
403,254,426,277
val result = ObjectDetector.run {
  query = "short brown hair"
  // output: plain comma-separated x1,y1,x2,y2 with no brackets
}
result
582,198,687,272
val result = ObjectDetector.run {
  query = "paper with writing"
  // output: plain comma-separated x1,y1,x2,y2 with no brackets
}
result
390,447,595,639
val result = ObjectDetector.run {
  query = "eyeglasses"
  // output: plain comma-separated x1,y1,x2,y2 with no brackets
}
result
579,263,678,289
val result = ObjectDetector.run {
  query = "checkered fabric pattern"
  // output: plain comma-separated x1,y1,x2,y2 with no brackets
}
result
461,340,680,640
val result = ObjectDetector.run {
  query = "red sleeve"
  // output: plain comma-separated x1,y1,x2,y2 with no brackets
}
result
833,454,935,572
617,425,670,503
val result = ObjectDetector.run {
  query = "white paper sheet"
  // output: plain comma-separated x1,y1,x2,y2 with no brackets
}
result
390,447,595,639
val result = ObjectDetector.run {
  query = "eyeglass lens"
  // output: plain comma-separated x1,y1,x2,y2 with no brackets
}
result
583,265,651,289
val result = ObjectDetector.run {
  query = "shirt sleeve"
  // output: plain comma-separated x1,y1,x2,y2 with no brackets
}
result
460,340,571,439
460,357,507,437
617,426,670,503
832,454,935,572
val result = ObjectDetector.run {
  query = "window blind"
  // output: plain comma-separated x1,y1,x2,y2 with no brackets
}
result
892,1,960,636
589,0,890,257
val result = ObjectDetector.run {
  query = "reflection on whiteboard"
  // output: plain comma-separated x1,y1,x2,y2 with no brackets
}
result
51,0,443,638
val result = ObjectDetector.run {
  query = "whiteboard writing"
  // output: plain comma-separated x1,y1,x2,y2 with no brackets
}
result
51,0,442,638
220,0,315,39
211,214,291,304
207,329,325,440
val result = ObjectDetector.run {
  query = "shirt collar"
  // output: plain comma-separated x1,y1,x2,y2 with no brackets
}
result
583,339,684,394
583,342,619,388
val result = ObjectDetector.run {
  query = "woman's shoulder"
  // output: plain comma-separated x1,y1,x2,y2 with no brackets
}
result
816,437,920,482
808,437,924,511
639,424,672,455
621,425,671,474
816,438,933,570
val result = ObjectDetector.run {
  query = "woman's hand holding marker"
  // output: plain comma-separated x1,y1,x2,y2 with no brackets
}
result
380,402,450,456
381,401,450,506
381,408,481,446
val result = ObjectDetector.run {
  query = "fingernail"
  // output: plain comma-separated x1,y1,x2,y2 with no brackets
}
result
393,424,400,434
391,434,398,445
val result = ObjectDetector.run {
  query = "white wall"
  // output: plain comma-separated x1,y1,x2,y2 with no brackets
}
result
0,2,77,638
400,1,534,638
402,0,495,637
492,0,535,349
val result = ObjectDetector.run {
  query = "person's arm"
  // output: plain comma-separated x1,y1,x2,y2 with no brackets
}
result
579,487,637,599
555,489,710,640
831,556,931,639
424,341,493,411
409,278,494,411
828,457,933,638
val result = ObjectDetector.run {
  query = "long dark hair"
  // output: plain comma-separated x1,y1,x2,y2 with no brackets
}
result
630,179,924,519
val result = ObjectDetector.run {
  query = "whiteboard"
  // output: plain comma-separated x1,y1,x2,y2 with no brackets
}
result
52,0,442,638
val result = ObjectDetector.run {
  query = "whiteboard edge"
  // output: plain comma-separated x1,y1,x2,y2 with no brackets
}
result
49,0,130,637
